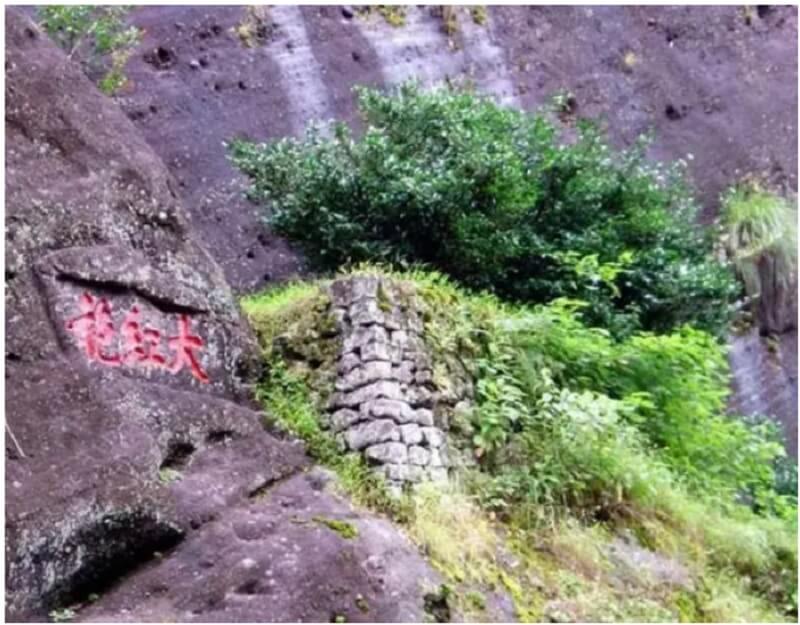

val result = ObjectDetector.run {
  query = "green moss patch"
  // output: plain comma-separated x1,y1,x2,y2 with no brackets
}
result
313,517,359,540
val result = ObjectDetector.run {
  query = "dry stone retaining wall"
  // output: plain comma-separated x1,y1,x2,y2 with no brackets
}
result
325,276,463,491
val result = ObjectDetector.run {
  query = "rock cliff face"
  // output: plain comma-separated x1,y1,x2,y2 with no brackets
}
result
729,328,798,457
4,5,798,620
5,9,439,622
108,4,797,442
112,5,797,292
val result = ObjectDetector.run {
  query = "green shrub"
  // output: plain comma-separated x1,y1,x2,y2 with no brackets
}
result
478,371,677,524
505,300,788,501
241,281,325,352
230,82,739,337
256,357,339,464
37,5,140,95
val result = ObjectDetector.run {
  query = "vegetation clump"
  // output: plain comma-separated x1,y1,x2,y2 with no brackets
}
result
157,467,182,485
356,6,407,28
313,516,359,540
37,5,140,95
469,6,488,25
438,6,459,41
234,6,275,48
230,82,739,338
48,608,76,623
722,180,797,335
242,267,796,622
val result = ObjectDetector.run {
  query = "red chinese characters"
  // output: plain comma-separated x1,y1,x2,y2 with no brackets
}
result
168,314,210,384
65,293,121,366
120,305,167,368
65,293,210,384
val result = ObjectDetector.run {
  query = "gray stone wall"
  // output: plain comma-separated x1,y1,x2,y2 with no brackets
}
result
325,276,462,492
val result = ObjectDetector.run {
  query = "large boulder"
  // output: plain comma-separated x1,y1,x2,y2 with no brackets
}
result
6,8,260,400
77,468,441,623
5,9,438,622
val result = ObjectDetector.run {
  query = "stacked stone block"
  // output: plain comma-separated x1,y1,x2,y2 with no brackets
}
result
327,276,451,491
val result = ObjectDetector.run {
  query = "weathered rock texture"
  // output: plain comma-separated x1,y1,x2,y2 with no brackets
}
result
5,9,439,622
327,276,463,490
77,468,443,623
754,257,798,337
729,328,798,458
6,13,260,400
111,5,797,292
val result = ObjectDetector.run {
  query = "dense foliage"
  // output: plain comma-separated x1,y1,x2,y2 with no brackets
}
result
505,300,788,506
394,269,792,516
242,268,797,620
230,83,739,336
38,5,140,94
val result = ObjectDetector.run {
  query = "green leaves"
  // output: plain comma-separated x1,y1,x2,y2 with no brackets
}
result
411,271,792,521
38,5,95,51
37,5,140,95
230,82,738,337
507,300,788,501
472,339,528,460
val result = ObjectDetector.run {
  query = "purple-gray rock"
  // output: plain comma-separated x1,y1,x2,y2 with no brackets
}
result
361,340,394,362
415,409,435,427
350,298,385,326
422,427,446,448
365,442,408,464
367,398,417,423
4,11,441,621
335,360,394,392
345,419,401,451
330,408,363,433
400,423,424,445
408,446,431,466
337,352,361,375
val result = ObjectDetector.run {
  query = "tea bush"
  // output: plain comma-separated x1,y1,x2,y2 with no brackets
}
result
230,82,739,336
507,300,788,503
